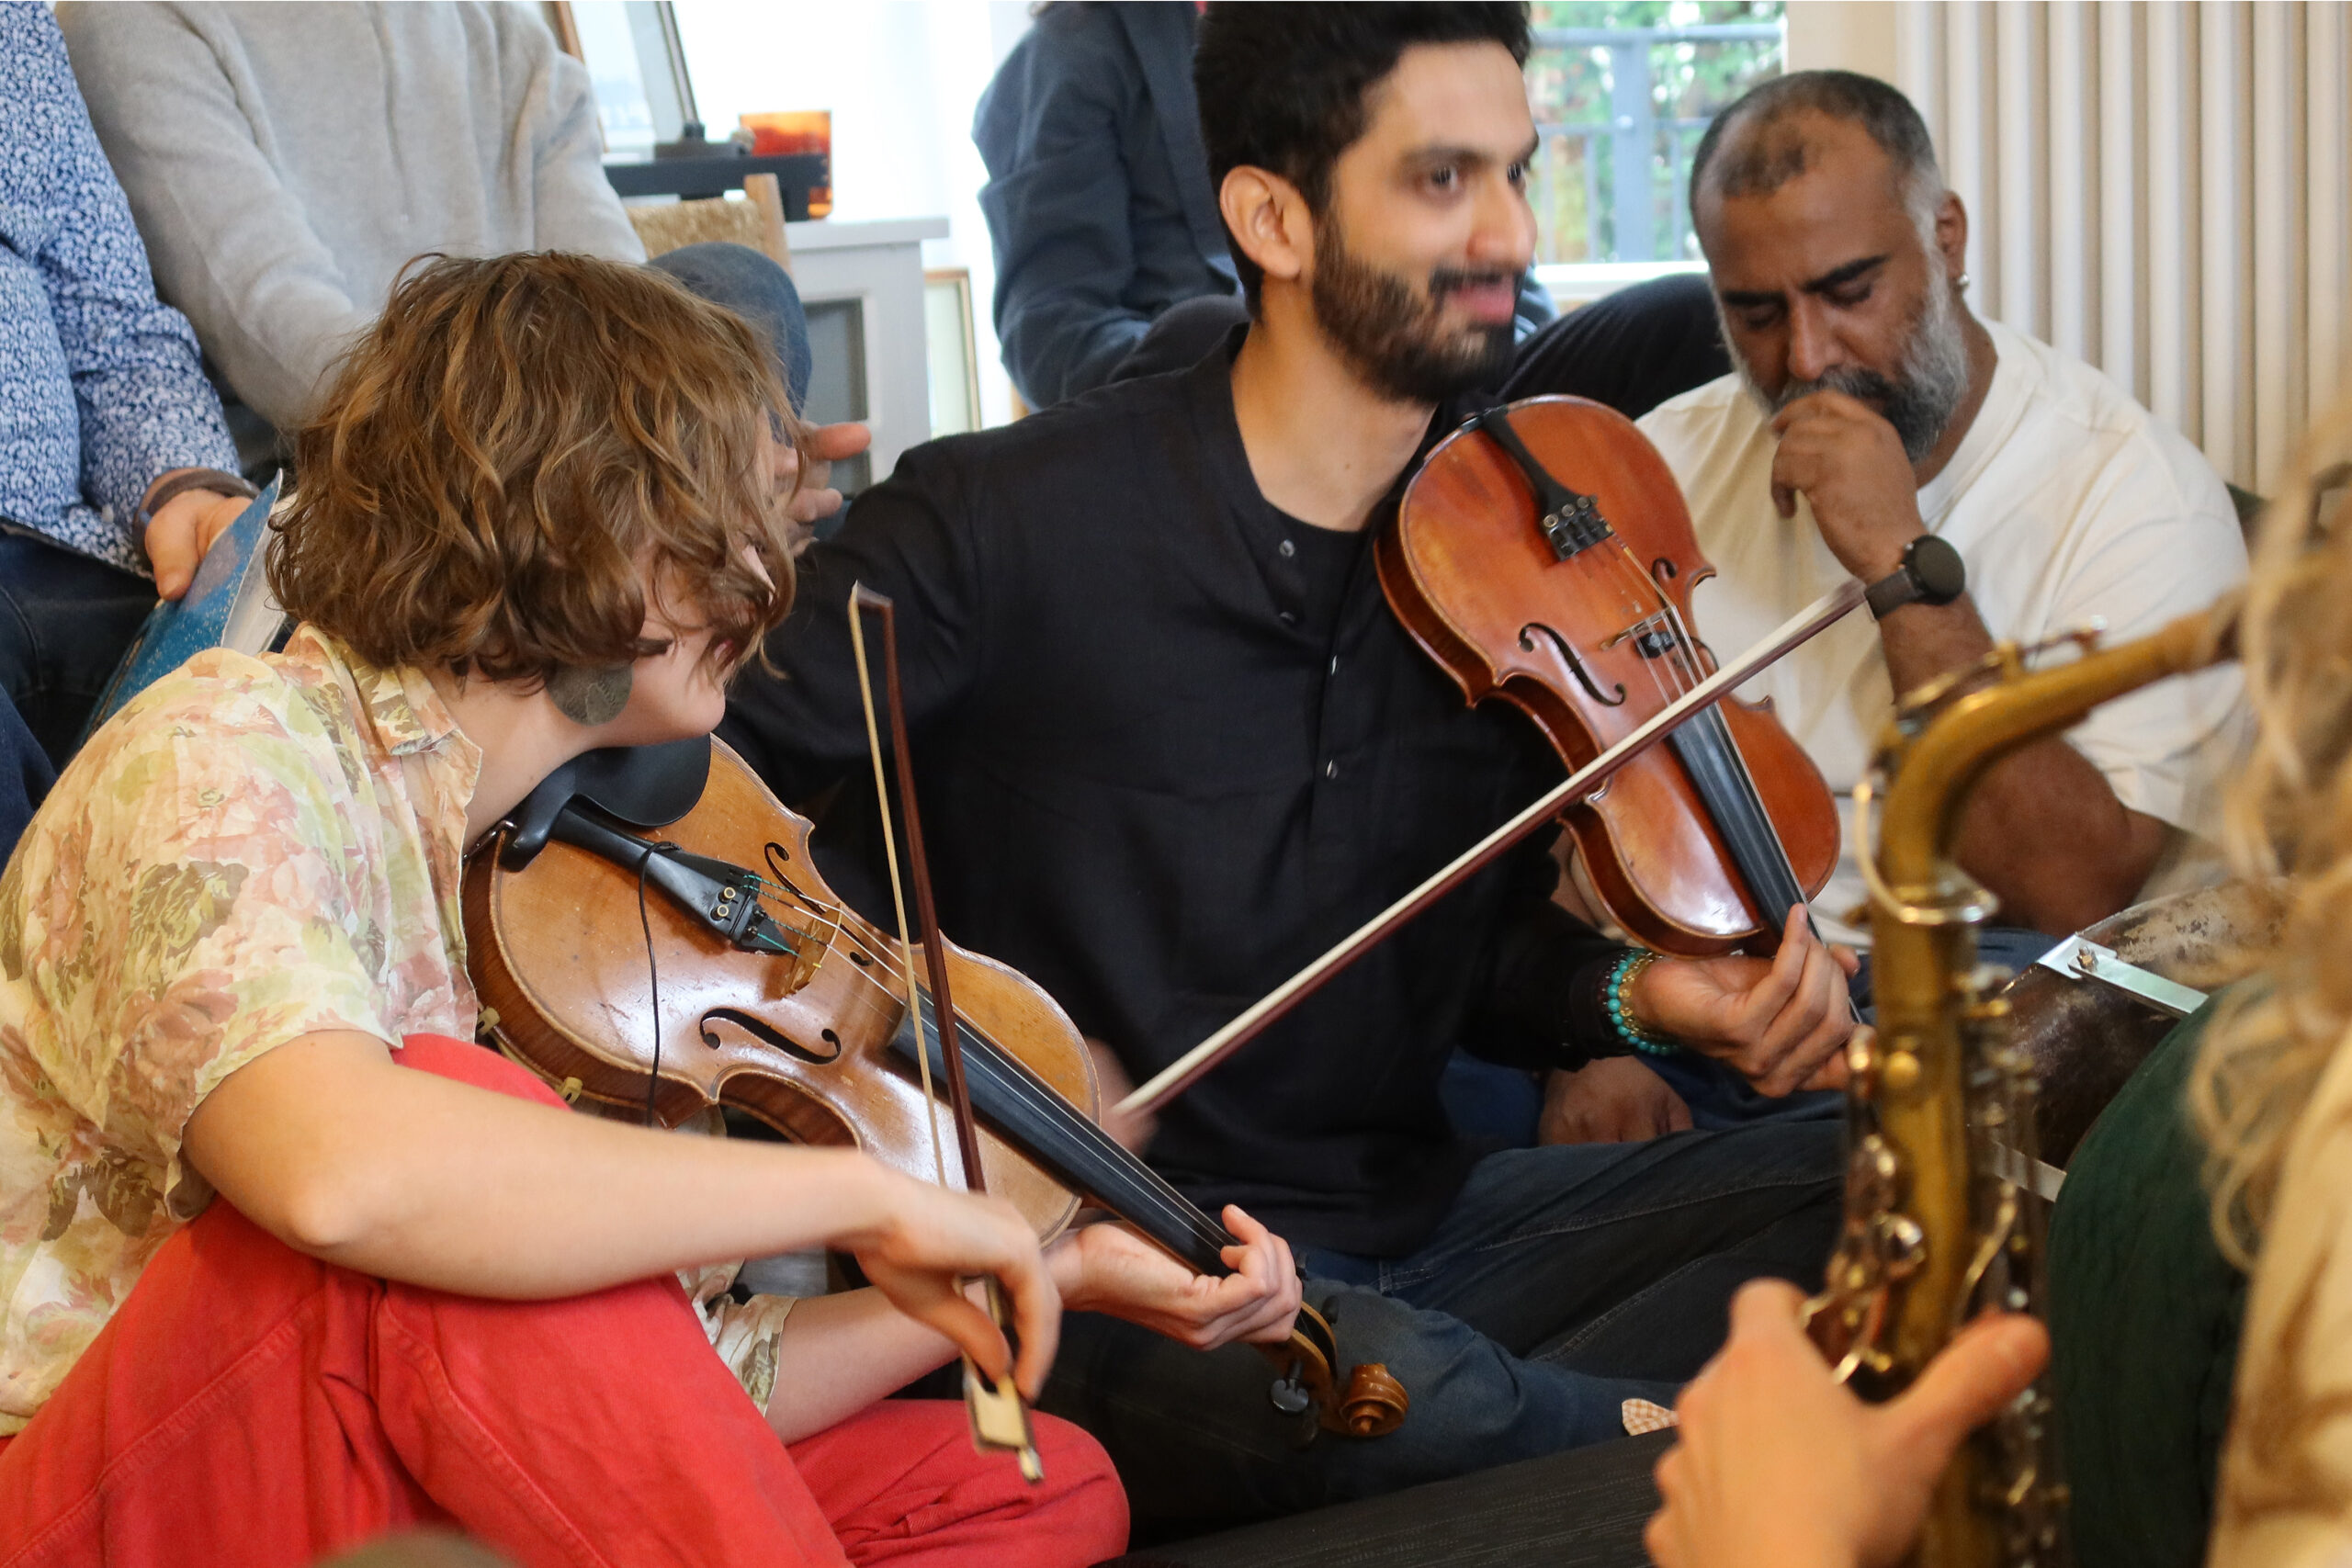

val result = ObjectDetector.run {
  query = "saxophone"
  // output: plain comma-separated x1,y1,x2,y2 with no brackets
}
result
1806,607,2228,1567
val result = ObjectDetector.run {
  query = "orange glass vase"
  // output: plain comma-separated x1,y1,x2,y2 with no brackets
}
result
740,110,832,219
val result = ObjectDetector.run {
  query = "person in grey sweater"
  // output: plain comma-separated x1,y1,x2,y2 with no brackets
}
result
57,0,859,520
56,1,645,435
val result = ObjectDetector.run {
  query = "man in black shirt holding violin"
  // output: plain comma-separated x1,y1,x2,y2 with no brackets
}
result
726,3,1856,1536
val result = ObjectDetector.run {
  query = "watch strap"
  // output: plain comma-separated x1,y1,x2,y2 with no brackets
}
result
1864,565,1919,620
1865,535,1966,620
138,468,259,527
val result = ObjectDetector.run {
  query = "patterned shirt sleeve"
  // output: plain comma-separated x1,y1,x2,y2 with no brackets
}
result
1,6,237,570
0,660,403,1217
679,1261,797,1415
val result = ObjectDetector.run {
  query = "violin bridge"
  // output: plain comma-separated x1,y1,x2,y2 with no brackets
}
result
772,903,834,994
1600,614,1675,657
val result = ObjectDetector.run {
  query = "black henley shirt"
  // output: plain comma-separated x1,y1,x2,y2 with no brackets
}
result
722,343,1629,1257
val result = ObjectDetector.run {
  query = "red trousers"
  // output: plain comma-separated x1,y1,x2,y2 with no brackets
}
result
0,1035,1126,1568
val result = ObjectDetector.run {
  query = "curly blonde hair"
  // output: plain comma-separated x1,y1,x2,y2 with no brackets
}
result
2190,392,2352,1267
269,251,807,685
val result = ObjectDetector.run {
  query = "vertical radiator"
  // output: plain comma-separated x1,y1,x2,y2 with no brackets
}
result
1894,2,2351,491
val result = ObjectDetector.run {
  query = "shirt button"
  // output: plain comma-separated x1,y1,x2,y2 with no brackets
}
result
1324,760,1339,780
1278,539,1296,558
1329,656,1340,675
1280,610,1299,626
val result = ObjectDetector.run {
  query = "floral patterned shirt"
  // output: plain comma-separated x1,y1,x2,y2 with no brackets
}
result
0,628,789,1434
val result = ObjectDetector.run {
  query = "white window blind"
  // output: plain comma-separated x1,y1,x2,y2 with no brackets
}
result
1894,1,2352,492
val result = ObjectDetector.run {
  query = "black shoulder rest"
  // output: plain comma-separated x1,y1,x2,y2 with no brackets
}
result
498,735,712,870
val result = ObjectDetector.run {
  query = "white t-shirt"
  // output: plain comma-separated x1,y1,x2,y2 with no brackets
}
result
1636,319,2248,940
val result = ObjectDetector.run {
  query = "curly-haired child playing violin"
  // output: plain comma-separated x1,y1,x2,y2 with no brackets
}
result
0,252,1299,1568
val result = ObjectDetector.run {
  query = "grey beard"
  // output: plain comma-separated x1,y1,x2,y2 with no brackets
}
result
1733,280,1972,463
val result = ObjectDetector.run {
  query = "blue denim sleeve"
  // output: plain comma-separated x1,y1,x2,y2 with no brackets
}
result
4,6,237,562
972,12,1156,408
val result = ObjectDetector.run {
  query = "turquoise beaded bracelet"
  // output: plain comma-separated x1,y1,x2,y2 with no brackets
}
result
1604,949,1678,1056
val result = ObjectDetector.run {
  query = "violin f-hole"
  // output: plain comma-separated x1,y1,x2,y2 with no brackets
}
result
700,1006,842,1065
1519,622,1627,707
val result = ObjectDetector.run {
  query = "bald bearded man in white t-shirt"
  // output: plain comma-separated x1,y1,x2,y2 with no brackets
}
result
1653,72,2245,937
1539,71,2245,1143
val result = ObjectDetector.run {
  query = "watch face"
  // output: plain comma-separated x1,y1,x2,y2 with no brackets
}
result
1909,536,1967,604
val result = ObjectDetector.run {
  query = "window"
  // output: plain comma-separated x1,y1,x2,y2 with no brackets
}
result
1525,1,1784,266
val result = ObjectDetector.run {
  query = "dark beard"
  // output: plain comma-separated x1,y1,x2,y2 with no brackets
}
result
1309,220,1516,404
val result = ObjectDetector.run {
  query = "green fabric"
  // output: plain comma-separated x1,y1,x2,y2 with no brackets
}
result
2049,994,2247,1568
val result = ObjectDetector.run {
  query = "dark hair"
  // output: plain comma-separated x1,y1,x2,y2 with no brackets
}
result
271,252,804,686
1689,69,1941,215
1195,3,1532,306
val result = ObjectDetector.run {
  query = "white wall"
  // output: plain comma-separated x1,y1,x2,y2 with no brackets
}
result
1887,1,2352,491
671,1,1033,426
1783,1,1899,80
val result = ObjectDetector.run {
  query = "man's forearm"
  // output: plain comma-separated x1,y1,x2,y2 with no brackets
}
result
1476,885,1627,1066
1878,596,2164,934
1944,744,2166,934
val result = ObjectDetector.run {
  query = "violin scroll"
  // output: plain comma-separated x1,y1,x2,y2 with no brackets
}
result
1261,1303,1408,1438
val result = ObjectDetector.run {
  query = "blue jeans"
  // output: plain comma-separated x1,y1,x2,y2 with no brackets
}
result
1039,1119,1842,1540
0,525,154,768
645,242,812,412
0,678,51,871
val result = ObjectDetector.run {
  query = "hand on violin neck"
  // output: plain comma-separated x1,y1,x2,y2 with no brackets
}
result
1048,1205,1304,1352
1766,389,1927,585
839,1166,1061,1400
1630,909,1860,1098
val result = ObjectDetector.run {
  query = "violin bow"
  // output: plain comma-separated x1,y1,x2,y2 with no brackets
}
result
1120,577,1871,1118
848,583,1045,1484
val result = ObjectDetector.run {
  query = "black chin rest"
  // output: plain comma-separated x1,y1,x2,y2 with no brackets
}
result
498,735,712,869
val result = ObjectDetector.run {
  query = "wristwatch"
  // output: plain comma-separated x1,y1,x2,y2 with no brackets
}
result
1863,535,1966,620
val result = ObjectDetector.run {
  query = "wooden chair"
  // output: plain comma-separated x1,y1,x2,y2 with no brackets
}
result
626,171,793,272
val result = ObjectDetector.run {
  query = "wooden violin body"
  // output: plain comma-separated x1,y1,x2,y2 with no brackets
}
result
465,744,1093,1239
462,739,1406,1438
1385,395,1839,954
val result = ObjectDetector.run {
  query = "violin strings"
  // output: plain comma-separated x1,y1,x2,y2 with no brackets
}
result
636,844,665,1130
705,872,1234,1260
1586,532,1816,926
732,856,944,997
607,798,1233,1262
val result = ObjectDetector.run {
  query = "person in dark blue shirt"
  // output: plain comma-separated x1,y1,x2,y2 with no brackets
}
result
976,1,1568,411
975,3,1240,408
